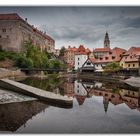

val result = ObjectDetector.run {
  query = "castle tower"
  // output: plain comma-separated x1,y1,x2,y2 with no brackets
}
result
104,32,110,48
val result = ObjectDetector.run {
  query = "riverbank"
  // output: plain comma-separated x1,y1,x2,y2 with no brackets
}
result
77,73,125,84
0,68,27,79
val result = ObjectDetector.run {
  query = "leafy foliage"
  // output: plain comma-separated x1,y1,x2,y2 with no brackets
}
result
104,62,122,73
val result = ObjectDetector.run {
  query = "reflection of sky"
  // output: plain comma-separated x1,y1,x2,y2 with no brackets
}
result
17,96,140,133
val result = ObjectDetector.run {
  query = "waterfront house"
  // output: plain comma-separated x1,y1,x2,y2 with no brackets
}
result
64,46,78,70
74,45,91,70
120,47,140,70
82,47,126,72
0,13,55,53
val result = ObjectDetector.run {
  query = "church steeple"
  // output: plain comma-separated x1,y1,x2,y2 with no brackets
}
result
104,32,110,48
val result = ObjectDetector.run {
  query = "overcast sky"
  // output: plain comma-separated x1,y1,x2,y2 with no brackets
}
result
0,6,140,50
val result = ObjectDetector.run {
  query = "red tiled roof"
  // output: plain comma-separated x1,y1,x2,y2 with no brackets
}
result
121,47,140,63
93,47,111,52
77,45,86,52
67,47,78,52
75,95,86,105
0,13,54,42
0,13,22,20
94,47,126,64
75,45,90,55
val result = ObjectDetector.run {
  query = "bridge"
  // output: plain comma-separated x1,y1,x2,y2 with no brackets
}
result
20,68,66,72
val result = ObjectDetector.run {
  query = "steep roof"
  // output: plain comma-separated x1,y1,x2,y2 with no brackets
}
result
93,47,111,52
0,13,22,20
75,45,89,55
121,47,140,63
75,95,86,105
94,47,126,64
0,13,54,41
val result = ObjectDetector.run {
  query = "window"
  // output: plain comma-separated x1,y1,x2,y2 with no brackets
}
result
133,64,135,67
128,64,130,67
121,64,123,66
105,57,108,60
78,58,80,60
96,64,98,67
78,62,79,65
6,35,9,38
87,62,91,65
112,56,115,59
2,29,6,32
0,35,1,38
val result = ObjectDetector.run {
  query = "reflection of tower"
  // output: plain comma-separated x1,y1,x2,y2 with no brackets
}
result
138,88,140,107
104,32,110,48
103,98,109,114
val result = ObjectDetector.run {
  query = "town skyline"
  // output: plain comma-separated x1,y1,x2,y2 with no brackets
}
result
0,6,140,50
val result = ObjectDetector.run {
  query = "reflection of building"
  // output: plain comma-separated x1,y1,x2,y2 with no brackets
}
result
63,81,74,97
73,80,140,113
0,13,55,53
0,100,48,132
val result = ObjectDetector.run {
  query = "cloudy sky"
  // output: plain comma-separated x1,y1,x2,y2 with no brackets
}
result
0,6,140,50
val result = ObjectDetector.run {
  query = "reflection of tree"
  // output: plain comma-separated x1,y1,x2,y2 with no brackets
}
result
0,100,48,132
20,77,63,94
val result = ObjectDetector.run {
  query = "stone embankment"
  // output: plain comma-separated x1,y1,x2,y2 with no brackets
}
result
124,77,140,88
0,79,73,108
0,68,26,79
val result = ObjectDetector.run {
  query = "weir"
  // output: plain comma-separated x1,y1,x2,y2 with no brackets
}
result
0,79,73,108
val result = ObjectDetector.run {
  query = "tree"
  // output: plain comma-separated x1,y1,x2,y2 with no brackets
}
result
104,62,122,73
59,46,66,57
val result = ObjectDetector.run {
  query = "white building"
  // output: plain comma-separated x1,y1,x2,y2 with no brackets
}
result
75,53,88,70
74,45,89,70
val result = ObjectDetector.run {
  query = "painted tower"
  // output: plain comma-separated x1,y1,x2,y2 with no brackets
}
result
104,32,110,48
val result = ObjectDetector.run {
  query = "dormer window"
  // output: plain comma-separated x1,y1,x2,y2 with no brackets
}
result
112,56,115,59
105,57,108,60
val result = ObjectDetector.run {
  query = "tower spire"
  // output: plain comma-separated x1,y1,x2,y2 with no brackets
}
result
104,32,110,48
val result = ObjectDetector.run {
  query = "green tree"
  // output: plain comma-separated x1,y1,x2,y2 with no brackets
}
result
104,62,122,73
59,46,66,57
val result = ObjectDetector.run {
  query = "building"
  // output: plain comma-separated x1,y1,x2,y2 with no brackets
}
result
64,46,78,69
93,32,111,58
120,47,140,70
82,47,126,72
54,49,60,56
0,13,55,53
74,45,90,70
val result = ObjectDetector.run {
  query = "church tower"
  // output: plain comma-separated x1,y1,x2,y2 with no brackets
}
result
104,32,110,48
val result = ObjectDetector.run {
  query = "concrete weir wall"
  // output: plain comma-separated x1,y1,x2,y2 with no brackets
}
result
0,79,73,108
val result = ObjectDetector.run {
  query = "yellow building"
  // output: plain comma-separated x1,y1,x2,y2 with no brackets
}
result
120,47,140,70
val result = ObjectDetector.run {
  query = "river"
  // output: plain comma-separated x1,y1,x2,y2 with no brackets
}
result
0,76,140,133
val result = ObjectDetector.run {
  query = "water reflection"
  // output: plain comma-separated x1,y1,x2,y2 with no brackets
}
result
0,100,48,132
1,77,140,133
21,77,140,113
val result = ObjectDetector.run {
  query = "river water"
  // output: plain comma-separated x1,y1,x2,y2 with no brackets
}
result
0,76,140,133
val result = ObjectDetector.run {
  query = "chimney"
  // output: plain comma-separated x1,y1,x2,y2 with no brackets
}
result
25,18,27,22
